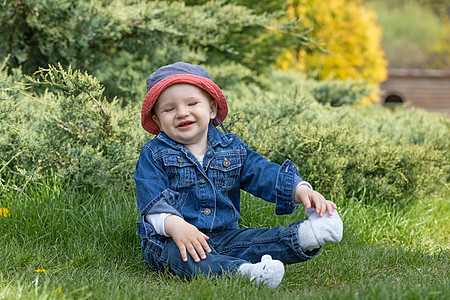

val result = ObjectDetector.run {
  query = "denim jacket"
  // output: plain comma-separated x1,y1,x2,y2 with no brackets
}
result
135,124,305,248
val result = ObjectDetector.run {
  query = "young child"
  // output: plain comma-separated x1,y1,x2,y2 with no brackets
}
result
134,62,343,289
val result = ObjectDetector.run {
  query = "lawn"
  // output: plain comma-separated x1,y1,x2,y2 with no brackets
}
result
0,178,448,299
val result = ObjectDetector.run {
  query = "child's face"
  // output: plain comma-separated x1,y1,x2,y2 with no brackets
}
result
152,83,218,148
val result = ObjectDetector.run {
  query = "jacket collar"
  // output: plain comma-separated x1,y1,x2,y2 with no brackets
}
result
207,124,232,148
155,124,232,150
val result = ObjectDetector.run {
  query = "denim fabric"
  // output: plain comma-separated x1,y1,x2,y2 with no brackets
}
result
134,124,314,272
140,222,319,278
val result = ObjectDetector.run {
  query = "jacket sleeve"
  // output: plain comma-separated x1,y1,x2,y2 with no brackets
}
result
239,140,303,215
134,145,183,217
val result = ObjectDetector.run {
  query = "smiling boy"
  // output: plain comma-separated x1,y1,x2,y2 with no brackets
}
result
135,62,343,288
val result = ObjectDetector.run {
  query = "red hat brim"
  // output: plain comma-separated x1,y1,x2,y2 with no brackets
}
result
141,74,228,134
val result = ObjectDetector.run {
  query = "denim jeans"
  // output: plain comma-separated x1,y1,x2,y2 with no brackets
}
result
141,221,320,278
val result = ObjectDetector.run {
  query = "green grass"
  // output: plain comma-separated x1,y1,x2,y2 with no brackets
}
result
0,178,448,299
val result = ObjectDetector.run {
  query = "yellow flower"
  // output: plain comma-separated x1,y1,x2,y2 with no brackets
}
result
55,288,62,293
0,208,10,217
34,269,49,274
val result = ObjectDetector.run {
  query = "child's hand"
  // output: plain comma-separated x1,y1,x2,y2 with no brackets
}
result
164,215,211,263
294,184,337,217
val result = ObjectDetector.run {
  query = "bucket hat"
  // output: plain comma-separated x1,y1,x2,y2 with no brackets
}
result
141,61,228,134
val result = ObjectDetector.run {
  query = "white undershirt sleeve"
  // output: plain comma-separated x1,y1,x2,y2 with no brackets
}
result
297,181,313,190
145,213,172,237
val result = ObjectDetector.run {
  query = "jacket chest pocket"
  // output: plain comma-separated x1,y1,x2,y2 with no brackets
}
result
163,156,196,189
209,155,241,191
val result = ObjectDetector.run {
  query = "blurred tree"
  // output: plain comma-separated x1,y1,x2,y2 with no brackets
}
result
277,0,387,84
420,0,450,18
368,0,449,19
367,0,449,70
427,24,450,69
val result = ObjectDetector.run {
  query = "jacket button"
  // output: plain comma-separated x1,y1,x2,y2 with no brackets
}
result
223,158,230,167
202,208,212,216
177,157,184,163
199,177,207,184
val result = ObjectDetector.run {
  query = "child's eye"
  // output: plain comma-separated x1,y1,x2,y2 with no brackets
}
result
163,107,174,112
188,102,198,106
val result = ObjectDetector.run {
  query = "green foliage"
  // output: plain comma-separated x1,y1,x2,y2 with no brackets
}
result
1,63,146,191
224,70,373,109
306,80,373,107
0,58,28,187
0,0,314,103
270,71,374,106
376,2,443,49
225,75,449,203
1,62,448,204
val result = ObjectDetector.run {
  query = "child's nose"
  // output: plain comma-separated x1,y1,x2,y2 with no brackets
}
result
176,106,189,118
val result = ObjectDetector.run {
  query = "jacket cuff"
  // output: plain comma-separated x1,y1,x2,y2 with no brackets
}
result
139,188,180,215
137,205,183,240
275,160,302,215
147,199,183,217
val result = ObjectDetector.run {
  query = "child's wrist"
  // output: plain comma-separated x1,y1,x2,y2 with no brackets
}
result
164,215,184,236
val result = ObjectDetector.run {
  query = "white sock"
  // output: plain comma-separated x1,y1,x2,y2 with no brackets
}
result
238,255,285,289
298,208,343,252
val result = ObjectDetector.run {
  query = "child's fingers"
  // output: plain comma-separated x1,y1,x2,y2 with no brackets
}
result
316,201,325,217
178,244,188,262
182,237,211,263
325,200,338,215
186,243,201,263
326,201,335,216
201,232,210,241
200,234,212,253
301,197,312,209
195,242,208,260
312,195,326,217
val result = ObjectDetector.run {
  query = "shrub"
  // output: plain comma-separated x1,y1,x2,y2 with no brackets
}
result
0,58,29,187
1,63,147,190
226,85,449,203
2,63,448,204
223,70,374,109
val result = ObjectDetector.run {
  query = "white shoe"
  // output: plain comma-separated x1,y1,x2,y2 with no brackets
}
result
238,255,285,289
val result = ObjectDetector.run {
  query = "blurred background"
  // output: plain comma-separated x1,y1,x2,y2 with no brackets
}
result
368,0,450,114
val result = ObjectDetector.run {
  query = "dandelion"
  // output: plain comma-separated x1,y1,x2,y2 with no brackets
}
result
0,208,10,217
55,288,62,293
34,269,49,274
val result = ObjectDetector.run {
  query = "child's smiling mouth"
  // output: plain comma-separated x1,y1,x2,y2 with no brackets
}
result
177,121,195,129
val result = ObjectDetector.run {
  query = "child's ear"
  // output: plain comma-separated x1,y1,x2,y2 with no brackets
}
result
210,100,218,119
152,114,161,127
